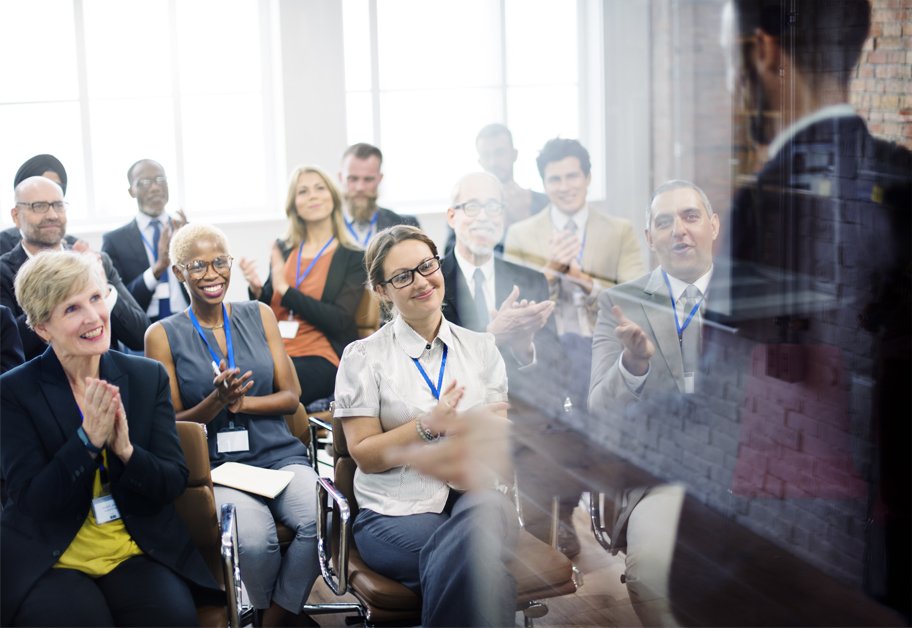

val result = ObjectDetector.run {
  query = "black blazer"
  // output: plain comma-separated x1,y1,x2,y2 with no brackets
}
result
257,240,366,359
101,219,189,312
0,243,151,360
375,206,420,231
0,349,219,625
0,303,24,373
441,252,566,416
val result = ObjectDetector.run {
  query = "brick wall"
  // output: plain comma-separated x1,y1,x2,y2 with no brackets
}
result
850,0,912,148
576,0,909,592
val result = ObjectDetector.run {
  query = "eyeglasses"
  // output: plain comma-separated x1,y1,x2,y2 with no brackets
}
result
15,201,68,214
452,200,504,217
381,256,441,289
135,176,167,188
178,255,233,278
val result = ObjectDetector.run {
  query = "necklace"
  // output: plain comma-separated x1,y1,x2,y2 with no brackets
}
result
199,323,224,330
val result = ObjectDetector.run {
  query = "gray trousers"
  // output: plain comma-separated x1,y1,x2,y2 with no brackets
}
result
214,463,319,612
354,490,520,627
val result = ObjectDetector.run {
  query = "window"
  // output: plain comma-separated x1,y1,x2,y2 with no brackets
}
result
0,0,283,230
342,0,598,213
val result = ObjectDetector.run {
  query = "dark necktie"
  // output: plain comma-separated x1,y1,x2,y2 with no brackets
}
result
473,268,489,329
151,220,171,318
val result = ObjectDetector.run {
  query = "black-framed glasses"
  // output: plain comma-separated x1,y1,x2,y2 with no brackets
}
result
452,200,504,217
15,201,68,214
178,255,233,278
135,176,167,188
381,256,440,289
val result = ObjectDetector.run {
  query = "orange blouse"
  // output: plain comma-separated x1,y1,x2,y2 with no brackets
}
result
270,247,340,367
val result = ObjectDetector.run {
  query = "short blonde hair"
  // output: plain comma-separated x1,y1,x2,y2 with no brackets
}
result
169,223,230,265
14,251,106,329
282,165,357,251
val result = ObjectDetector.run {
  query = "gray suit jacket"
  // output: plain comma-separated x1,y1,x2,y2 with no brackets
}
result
589,267,690,409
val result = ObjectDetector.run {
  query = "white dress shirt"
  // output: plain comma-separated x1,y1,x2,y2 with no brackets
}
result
767,104,856,160
136,212,188,317
549,204,590,234
452,247,496,314
334,315,508,516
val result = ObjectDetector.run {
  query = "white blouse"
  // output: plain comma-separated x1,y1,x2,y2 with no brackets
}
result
334,314,508,516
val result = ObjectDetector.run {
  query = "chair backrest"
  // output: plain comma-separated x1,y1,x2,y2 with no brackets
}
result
355,289,381,339
174,421,223,589
331,415,359,517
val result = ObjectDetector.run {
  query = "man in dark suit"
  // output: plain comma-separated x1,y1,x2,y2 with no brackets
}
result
0,304,23,373
440,172,586,556
101,159,188,323
721,0,912,618
338,143,419,247
0,177,149,360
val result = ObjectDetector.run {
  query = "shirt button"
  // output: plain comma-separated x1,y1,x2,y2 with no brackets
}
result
52,550,61,557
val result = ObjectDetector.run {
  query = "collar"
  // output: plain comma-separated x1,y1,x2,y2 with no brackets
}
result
452,246,495,287
23,241,66,259
393,313,452,359
767,104,856,159
136,211,171,231
663,265,714,302
550,204,589,232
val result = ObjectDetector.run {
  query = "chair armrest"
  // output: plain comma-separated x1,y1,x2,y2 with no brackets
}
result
315,476,352,596
219,503,244,628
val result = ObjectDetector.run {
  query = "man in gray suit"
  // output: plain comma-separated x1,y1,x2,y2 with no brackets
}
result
588,179,719,626
590,179,719,406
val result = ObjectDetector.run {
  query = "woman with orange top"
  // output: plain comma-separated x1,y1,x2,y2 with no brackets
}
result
239,165,365,406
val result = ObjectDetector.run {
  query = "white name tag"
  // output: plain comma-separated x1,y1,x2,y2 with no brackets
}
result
684,372,695,394
154,282,171,300
217,428,250,453
277,320,299,339
92,494,121,524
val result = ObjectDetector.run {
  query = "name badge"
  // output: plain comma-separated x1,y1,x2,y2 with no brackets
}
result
92,494,122,524
217,427,250,453
277,320,299,339
684,372,695,394
154,282,171,300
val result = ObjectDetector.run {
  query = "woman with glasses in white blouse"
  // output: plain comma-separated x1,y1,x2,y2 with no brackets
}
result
334,225,518,627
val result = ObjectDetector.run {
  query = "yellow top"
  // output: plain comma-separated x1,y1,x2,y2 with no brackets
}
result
54,451,143,576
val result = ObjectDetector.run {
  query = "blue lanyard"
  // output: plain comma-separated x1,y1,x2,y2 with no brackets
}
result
295,237,335,289
662,271,703,342
138,217,172,262
576,230,587,265
188,303,236,370
344,212,379,247
412,345,448,400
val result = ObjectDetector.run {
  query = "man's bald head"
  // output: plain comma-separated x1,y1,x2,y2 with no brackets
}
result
12,176,67,251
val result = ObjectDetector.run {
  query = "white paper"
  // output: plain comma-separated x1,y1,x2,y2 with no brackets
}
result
210,462,294,499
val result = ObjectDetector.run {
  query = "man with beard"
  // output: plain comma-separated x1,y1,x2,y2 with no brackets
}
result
102,159,188,323
1,154,77,255
719,0,911,620
0,176,149,359
338,143,418,247
444,124,549,257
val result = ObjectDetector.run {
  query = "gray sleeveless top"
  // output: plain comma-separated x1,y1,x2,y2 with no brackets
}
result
161,301,309,470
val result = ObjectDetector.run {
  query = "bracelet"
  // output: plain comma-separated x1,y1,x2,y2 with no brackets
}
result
76,425,102,455
415,415,440,443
